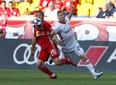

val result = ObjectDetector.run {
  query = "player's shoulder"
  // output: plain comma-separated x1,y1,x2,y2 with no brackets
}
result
42,20,48,24
65,17,70,22
54,21,62,28
14,8,19,11
55,21,60,25
42,20,51,26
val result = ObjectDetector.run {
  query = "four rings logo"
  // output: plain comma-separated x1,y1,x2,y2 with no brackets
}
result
13,43,40,65
13,43,63,65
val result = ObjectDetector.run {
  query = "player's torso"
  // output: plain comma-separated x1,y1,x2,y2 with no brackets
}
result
34,28,52,48
0,8,10,16
57,21,76,50
10,8,19,16
58,22,73,39
34,21,51,41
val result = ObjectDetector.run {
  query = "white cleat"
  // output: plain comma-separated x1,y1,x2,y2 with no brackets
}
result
93,72,103,79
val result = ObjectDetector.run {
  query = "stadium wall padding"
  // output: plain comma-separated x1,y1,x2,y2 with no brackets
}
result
0,39,116,72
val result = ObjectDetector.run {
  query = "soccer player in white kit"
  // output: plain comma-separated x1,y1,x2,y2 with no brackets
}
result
50,2,103,79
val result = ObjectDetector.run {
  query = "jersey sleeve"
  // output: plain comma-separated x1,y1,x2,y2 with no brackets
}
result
53,22,61,33
65,17,70,22
16,8,20,15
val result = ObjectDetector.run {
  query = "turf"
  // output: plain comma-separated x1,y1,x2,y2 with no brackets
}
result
0,69,116,85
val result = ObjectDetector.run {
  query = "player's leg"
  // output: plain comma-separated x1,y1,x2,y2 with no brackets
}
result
50,45,76,66
74,45,103,79
53,57,76,66
80,54,96,75
37,50,57,79
62,51,77,66
80,54,103,79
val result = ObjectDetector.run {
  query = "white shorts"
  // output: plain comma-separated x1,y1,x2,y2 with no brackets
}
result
62,45,84,57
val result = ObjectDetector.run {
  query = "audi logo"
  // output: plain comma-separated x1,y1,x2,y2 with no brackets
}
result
13,43,63,65
13,43,40,65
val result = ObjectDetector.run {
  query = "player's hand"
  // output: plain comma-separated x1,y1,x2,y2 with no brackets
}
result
56,39,62,45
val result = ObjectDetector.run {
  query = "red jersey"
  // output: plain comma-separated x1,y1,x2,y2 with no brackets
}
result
9,8,20,17
39,0,52,10
54,0,63,10
0,7,10,17
0,0,1,4
63,0,78,13
33,20,55,49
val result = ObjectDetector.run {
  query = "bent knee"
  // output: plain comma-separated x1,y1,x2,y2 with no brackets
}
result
36,60,44,69
80,54,88,62
54,62,61,66
53,59,61,66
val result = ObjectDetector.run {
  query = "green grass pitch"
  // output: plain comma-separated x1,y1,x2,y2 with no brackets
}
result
0,69,116,85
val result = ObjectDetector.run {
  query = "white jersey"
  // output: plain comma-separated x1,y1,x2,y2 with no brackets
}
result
54,17,84,56
53,17,79,51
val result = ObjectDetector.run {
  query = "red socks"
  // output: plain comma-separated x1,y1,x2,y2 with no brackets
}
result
60,58,68,65
40,66,53,76
39,58,70,76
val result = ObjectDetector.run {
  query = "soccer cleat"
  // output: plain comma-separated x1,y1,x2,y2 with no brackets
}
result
49,73,57,79
93,72,103,79
67,58,77,67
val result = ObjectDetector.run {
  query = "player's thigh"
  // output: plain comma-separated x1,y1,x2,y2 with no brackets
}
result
53,58,61,65
49,45,59,59
63,51,72,58
62,48,74,58
38,50,49,62
74,46,85,57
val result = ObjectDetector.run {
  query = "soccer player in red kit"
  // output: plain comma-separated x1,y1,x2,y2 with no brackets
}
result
63,0,79,15
8,1,20,17
31,10,76,79
0,1,9,38
54,0,64,10
0,1,10,17
39,0,52,10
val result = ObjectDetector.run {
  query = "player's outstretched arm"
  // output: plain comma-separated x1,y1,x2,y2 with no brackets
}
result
31,37,36,56
67,2,74,20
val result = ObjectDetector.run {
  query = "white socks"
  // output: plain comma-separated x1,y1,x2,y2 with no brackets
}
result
85,59,96,75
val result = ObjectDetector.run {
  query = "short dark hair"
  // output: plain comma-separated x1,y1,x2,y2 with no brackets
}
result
8,1,13,4
36,10,44,16
1,0,6,4
57,10,65,15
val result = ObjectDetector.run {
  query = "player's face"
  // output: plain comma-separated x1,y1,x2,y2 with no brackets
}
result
1,2,6,8
36,13,44,20
57,12,65,22
8,3,13,9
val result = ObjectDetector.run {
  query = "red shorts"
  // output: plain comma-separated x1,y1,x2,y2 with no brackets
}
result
38,44,59,62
